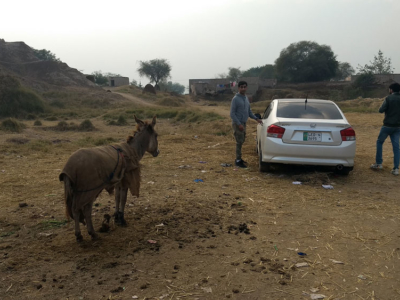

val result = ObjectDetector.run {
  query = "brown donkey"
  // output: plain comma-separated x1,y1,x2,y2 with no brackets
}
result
59,115,159,242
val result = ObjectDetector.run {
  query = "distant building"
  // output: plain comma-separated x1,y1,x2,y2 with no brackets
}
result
109,76,129,87
189,77,276,97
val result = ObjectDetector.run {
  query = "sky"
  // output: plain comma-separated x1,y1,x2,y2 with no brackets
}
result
1,0,399,91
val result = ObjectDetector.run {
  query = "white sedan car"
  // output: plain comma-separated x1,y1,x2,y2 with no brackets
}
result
255,98,356,175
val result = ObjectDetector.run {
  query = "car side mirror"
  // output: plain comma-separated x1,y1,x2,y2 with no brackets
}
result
254,113,261,119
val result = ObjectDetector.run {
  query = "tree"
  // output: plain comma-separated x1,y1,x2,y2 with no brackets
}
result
275,41,339,82
32,48,60,62
91,71,109,86
357,50,394,74
227,67,242,82
137,59,171,88
242,64,275,79
159,81,185,94
130,79,138,86
91,71,121,86
334,62,355,81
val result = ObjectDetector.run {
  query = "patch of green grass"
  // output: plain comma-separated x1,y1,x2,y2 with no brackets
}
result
27,140,52,152
40,219,67,229
0,231,15,238
75,137,118,147
215,131,227,136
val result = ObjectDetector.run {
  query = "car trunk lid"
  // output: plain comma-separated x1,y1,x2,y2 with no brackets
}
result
277,119,350,146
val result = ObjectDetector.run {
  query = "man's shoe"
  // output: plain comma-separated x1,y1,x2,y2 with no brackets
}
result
370,163,383,170
235,160,247,168
240,159,247,165
391,168,399,175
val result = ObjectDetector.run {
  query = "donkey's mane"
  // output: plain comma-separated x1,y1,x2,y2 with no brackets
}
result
126,121,154,143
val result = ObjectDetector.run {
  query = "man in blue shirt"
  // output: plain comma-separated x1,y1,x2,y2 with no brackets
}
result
371,83,400,175
230,81,262,168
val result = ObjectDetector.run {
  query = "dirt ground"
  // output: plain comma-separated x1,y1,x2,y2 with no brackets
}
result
0,96,399,300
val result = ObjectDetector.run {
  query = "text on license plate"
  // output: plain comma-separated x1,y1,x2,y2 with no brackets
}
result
303,132,322,142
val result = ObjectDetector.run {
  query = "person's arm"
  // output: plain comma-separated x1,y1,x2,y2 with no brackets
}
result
379,98,388,113
230,98,241,125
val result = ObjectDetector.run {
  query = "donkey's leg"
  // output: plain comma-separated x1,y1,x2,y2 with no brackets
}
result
83,203,98,240
118,188,129,226
114,184,122,224
72,209,83,242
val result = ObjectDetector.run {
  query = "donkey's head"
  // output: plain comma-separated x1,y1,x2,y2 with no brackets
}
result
133,115,159,157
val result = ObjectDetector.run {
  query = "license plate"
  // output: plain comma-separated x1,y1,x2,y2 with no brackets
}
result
303,132,322,142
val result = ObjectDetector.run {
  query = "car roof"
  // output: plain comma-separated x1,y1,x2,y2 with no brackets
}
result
276,98,335,104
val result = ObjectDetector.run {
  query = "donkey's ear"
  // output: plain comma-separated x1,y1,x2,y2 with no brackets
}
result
152,115,157,126
134,115,145,126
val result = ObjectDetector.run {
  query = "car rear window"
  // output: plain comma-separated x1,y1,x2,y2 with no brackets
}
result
277,102,343,119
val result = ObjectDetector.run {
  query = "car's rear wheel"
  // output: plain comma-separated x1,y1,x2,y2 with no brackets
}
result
258,145,271,172
334,167,352,176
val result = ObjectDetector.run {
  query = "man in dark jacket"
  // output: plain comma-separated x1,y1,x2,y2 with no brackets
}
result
371,83,400,175
230,81,262,168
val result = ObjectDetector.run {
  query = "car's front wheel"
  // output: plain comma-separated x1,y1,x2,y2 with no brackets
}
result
258,145,271,172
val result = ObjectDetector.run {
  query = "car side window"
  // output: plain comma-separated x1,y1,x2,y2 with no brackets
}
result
263,102,274,119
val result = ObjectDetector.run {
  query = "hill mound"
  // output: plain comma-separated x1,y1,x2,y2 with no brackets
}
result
0,39,95,90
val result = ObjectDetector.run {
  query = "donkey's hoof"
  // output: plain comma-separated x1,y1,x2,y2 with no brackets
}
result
76,234,84,243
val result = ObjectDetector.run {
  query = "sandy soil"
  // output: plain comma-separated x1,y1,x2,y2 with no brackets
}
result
0,100,399,300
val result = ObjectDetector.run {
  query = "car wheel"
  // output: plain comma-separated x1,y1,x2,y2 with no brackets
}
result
258,145,271,172
334,167,351,176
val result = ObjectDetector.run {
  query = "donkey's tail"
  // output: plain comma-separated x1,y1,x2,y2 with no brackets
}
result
60,173,86,225
60,173,74,220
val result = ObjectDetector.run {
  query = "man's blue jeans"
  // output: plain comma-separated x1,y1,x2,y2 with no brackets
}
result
376,126,400,169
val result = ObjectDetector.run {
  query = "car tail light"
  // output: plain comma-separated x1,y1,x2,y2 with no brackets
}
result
340,127,356,141
267,125,285,138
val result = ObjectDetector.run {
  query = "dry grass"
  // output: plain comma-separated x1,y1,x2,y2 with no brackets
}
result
0,96,399,299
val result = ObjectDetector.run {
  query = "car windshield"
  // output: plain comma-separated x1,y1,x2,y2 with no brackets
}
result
277,102,343,119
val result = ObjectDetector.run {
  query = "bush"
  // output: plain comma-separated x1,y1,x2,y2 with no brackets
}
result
0,75,46,118
1,118,26,133
45,116,58,121
79,119,95,131
353,73,376,90
34,120,42,126
117,115,127,125
56,121,69,131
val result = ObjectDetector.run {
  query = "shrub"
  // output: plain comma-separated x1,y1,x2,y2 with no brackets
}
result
34,120,42,126
0,75,45,118
56,121,69,131
79,119,95,131
1,118,26,133
117,115,127,125
353,73,376,90
45,116,58,121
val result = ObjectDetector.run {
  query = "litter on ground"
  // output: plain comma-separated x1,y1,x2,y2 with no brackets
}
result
322,184,334,189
